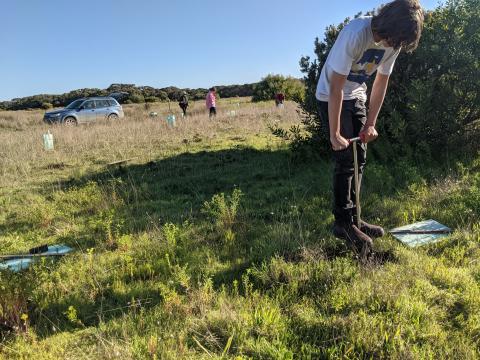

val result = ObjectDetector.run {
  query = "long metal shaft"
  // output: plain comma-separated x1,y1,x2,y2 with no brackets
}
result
352,141,361,228
390,229,451,235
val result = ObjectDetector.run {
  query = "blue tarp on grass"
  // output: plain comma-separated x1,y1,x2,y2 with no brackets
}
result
0,245,73,272
390,219,452,247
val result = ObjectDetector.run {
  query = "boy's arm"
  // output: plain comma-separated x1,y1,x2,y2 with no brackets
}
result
360,72,390,143
329,71,350,151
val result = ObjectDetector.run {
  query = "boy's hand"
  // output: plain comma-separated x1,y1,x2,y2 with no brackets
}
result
359,126,378,143
330,134,350,151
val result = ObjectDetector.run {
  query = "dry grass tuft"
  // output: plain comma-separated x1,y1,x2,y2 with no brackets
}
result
0,99,300,189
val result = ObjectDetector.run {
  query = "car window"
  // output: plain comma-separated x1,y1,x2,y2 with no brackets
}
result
66,99,84,109
83,101,95,109
96,100,109,108
107,99,118,106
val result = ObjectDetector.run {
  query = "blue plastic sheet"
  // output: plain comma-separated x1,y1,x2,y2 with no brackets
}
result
0,245,73,272
390,219,451,247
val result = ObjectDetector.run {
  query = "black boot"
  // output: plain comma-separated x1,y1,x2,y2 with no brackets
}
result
356,219,385,239
333,221,373,259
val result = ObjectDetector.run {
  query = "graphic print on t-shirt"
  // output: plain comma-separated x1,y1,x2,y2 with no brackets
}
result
347,49,386,84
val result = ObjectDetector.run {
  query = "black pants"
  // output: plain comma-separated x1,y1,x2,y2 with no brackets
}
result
318,99,367,224
179,103,188,116
209,107,217,118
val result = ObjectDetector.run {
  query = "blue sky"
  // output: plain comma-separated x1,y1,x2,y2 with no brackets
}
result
1,0,440,101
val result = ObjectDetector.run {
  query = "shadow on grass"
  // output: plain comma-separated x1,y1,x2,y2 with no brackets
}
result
28,146,405,338
24,147,338,337
46,146,407,273
32,285,163,335
54,146,333,232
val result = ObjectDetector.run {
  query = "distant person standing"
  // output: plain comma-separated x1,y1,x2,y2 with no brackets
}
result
275,92,285,107
179,91,189,117
206,87,217,118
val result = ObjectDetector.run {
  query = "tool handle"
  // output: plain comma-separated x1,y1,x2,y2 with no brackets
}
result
390,229,451,235
349,137,361,144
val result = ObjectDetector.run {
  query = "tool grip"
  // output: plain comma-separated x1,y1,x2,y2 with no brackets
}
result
349,137,361,144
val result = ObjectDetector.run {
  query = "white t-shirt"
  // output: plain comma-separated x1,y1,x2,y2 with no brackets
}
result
316,17,400,102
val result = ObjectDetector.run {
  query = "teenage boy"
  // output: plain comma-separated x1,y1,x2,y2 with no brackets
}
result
316,0,424,256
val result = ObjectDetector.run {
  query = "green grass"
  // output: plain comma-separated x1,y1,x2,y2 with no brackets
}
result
1,101,480,359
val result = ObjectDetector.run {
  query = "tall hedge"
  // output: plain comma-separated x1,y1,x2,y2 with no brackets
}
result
290,0,479,162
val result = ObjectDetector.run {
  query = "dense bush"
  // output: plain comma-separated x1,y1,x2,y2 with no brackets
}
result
129,93,145,104
252,74,305,102
157,90,169,101
217,83,255,98
144,96,159,103
280,0,480,162
381,0,480,163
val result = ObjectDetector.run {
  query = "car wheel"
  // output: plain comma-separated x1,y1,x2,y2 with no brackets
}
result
64,117,77,126
108,113,119,121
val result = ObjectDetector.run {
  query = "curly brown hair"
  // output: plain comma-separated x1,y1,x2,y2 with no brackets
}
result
371,0,424,52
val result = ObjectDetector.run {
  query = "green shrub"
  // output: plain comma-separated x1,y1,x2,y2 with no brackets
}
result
129,93,145,103
144,96,158,103
280,0,480,163
252,74,305,103
202,188,243,231
156,91,168,101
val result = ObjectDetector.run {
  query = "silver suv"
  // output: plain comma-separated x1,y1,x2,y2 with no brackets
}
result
43,97,125,125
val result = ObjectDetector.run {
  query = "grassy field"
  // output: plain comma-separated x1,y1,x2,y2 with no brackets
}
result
1,98,479,359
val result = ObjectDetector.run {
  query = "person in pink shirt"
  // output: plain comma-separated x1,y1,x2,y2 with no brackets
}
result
206,87,217,118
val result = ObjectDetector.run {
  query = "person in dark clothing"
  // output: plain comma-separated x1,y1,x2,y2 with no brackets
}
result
275,92,285,107
178,91,189,117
